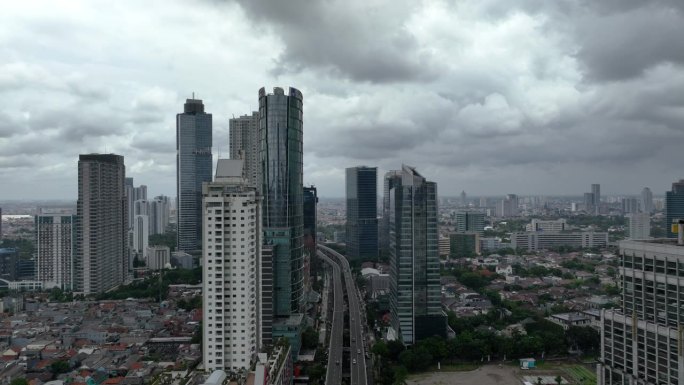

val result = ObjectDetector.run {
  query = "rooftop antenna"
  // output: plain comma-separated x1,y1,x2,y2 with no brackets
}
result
192,91,195,99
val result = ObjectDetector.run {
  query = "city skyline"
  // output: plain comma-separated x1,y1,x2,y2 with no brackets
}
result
2,1,684,200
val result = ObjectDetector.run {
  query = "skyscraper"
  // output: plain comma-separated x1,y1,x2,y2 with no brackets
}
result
259,87,304,316
303,186,318,254
666,179,684,238
496,194,519,217
389,165,445,345
149,195,171,235
584,192,594,213
345,166,378,261
641,187,654,213
381,170,402,256
622,197,638,214
627,213,650,239
202,159,262,372
592,183,601,214
177,98,213,252
229,112,259,188
35,213,74,290
75,154,127,294
303,186,318,294
455,210,485,234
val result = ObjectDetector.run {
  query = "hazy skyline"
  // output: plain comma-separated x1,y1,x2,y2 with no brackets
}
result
1,0,683,199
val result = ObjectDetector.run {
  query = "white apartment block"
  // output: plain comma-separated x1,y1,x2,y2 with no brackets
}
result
35,214,74,290
627,213,651,240
146,245,170,270
132,215,149,260
599,239,684,385
511,231,608,252
203,159,262,372
229,112,259,189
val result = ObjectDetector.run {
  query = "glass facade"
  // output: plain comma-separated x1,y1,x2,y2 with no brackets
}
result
176,99,213,252
259,87,304,316
389,165,444,345
666,180,684,238
346,166,378,261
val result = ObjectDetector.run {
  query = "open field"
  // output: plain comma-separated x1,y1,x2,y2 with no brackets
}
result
407,363,596,385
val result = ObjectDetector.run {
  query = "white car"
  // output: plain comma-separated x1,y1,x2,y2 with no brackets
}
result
352,358,357,364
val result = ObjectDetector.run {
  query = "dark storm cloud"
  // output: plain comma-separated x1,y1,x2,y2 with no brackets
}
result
575,4,684,82
234,0,438,83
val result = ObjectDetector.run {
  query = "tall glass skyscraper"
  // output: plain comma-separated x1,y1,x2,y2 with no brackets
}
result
389,165,445,345
346,166,378,261
666,179,684,238
381,170,402,256
259,86,304,316
176,98,212,252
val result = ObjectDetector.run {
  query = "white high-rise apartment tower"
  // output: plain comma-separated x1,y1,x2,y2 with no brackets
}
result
202,159,262,372
627,213,650,239
36,213,75,290
229,112,259,188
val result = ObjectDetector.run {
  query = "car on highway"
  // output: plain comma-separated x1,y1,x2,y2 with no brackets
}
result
336,360,340,365
357,349,361,354
352,358,357,364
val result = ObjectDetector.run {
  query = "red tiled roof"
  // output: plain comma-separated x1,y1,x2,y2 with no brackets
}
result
103,377,124,385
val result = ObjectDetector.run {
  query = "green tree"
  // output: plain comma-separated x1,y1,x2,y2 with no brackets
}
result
50,360,70,374
555,375,563,385
372,340,389,358
393,366,408,385
10,379,28,385
301,327,319,349
566,326,599,352
387,340,406,361
308,363,325,384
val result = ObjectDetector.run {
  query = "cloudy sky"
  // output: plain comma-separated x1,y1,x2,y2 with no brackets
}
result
1,0,683,200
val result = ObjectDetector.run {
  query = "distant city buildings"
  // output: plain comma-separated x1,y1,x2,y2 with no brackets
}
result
525,218,567,232
177,98,213,252
0,248,18,281
496,194,519,217
641,187,653,213
592,183,601,215
388,165,446,345
622,197,638,214
146,245,170,270
455,210,485,234
202,159,261,372
666,179,684,238
510,231,608,252
345,166,378,261
75,154,127,294
627,213,650,239
448,232,480,258
35,213,74,290
229,112,259,188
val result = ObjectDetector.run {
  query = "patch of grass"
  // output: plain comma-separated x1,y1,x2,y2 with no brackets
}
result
563,365,597,385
